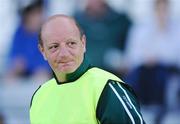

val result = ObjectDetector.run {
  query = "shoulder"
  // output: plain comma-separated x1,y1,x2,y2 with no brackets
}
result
84,67,124,94
35,78,56,93
98,79,138,104
84,67,126,106
86,67,123,82
102,79,138,102
30,78,56,107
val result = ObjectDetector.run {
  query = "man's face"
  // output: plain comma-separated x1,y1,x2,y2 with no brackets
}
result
39,18,86,75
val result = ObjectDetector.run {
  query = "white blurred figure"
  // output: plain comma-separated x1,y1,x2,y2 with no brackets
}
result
44,0,80,16
125,0,180,123
126,0,180,70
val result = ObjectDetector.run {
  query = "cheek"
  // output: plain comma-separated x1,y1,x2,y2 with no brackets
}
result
75,48,85,60
47,53,58,66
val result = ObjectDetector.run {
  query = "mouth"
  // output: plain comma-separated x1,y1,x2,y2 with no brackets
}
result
59,61,68,64
58,61,74,66
57,61,75,72
59,60,71,64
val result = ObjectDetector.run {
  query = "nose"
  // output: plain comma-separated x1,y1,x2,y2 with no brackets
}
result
58,46,69,58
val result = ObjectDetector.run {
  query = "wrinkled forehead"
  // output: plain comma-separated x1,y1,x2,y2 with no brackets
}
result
41,16,81,43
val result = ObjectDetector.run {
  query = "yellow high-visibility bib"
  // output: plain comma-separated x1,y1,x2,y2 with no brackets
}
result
30,67,122,124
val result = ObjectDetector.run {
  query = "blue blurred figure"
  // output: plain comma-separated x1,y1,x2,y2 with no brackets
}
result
7,0,51,80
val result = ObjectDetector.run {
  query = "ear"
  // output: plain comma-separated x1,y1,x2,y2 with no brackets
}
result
81,35,86,52
38,44,47,60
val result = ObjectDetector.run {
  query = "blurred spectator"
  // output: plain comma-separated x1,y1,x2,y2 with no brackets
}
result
125,0,180,123
0,114,4,124
74,0,132,76
44,0,78,16
5,0,51,81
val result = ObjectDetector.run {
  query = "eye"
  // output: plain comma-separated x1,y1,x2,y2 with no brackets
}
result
49,45,57,49
48,44,58,51
67,41,77,48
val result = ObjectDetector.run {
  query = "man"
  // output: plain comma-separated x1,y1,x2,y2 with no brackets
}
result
30,14,145,124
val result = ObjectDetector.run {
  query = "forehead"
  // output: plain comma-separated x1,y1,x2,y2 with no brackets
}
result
41,17,80,43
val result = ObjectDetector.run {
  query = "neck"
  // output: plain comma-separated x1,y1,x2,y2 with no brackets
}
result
53,56,91,84
56,73,67,82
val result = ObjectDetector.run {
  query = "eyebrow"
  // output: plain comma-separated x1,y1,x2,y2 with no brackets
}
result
46,38,80,45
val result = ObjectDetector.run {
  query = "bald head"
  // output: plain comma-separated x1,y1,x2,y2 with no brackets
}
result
39,14,84,46
38,15,86,78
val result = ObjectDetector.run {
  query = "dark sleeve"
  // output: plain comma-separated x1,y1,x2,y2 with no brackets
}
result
96,79,145,124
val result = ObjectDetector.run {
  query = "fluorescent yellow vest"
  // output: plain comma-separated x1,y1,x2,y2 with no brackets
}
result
30,67,122,124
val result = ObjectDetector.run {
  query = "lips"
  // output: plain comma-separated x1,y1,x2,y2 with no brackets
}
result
55,59,71,63
59,61,68,64
59,60,72,64
58,60,74,66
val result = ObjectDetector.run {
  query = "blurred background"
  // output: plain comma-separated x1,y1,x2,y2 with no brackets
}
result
0,0,180,124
